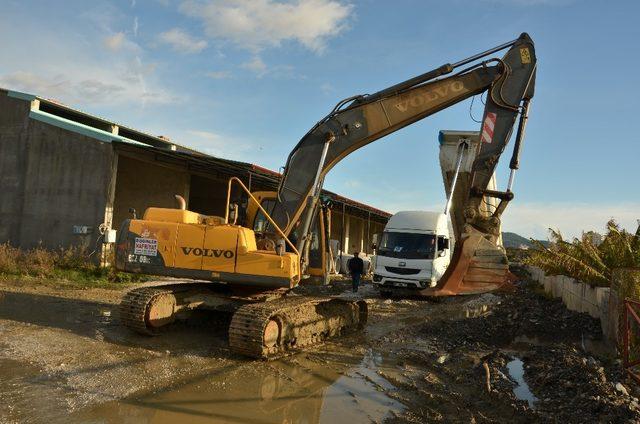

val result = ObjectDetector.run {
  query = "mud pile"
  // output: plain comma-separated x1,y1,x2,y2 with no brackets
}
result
421,283,602,351
382,282,639,423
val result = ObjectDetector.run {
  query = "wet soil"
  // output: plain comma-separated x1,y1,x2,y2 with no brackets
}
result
0,274,638,423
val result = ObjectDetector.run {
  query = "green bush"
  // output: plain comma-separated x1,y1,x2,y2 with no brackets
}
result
524,220,640,287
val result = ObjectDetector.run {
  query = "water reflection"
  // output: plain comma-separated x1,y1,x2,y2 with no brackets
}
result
506,357,538,409
72,349,404,424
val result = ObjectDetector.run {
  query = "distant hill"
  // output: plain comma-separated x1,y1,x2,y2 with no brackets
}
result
502,232,550,249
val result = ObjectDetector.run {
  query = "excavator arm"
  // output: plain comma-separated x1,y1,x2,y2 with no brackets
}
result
269,33,536,290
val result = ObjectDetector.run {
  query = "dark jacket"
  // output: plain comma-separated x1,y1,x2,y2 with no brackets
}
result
347,256,364,274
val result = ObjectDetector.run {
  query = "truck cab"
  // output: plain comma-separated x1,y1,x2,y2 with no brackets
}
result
372,211,452,293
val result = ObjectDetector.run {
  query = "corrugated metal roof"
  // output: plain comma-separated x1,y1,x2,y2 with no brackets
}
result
29,109,148,146
3,87,195,152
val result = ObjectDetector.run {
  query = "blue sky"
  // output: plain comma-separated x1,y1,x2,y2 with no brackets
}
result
1,0,638,238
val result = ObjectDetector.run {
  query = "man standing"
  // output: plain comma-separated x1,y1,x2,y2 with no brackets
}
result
347,252,364,293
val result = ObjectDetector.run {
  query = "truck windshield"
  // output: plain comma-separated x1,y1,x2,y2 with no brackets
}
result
378,232,436,259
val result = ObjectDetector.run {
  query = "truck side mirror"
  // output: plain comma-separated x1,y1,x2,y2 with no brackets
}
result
371,233,380,251
437,236,449,251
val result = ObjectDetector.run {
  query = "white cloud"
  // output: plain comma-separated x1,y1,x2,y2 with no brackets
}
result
239,56,301,78
159,28,208,53
179,0,353,53
104,32,126,51
502,202,640,240
343,179,361,189
185,130,258,161
205,70,232,79
320,82,335,94
0,19,176,107
0,67,175,106
133,17,139,37
241,56,267,76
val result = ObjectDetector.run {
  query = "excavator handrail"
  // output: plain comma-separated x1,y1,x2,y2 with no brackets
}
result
225,177,301,260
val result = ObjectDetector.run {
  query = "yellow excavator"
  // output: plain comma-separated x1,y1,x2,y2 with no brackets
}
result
116,33,537,358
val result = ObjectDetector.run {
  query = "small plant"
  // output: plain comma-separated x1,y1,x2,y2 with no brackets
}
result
56,245,91,271
0,243,20,274
0,243,150,287
524,219,640,287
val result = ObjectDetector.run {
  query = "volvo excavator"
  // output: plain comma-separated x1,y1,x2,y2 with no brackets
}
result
116,33,537,359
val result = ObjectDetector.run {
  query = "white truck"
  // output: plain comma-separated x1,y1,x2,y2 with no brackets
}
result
372,211,452,295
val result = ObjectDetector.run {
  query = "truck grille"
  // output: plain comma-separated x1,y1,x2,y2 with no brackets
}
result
385,266,420,275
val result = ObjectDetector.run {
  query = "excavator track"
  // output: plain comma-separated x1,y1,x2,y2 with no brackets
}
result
119,284,189,335
229,296,367,359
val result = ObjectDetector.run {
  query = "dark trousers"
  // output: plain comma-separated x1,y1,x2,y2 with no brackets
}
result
351,273,361,292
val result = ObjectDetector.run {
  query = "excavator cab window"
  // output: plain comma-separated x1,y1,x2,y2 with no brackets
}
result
253,199,277,233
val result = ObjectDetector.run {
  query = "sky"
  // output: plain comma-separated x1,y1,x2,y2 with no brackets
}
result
1,0,638,239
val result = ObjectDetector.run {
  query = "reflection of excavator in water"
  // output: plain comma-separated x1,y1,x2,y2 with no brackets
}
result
116,33,537,358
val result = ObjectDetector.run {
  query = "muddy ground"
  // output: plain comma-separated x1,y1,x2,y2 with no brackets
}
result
0,270,638,423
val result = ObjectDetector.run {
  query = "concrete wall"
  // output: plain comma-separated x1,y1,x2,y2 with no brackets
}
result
0,93,113,250
330,211,385,255
526,265,612,339
188,174,229,217
112,155,190,230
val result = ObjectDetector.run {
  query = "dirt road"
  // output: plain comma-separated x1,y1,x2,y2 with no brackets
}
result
0,274,637,423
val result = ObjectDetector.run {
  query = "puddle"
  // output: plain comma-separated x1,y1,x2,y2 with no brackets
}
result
70,349,404,424
506,357,538,409
0,357,73,423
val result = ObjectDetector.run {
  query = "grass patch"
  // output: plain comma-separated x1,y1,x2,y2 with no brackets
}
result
0,243,149,289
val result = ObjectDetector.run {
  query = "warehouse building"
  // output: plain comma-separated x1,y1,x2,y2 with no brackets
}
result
0,88,389,268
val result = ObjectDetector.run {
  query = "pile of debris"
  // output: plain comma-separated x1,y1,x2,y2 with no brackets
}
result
384,282,640,423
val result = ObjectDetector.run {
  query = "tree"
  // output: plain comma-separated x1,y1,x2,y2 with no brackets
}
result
525,220,640,287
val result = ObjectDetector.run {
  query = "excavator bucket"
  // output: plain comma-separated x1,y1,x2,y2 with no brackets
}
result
425,226,509,296
421,131,509,296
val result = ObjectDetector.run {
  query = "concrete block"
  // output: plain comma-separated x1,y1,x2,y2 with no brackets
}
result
582,284,600,318
543,276,553,295
605,287,621,342
583,302,600,319
599,288,611,338
562,277,583,312
596,287,610,310
551,275,564,299
545,275,555,296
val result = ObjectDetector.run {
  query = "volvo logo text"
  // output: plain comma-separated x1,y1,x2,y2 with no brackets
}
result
181,247,234,259
394,81,466,113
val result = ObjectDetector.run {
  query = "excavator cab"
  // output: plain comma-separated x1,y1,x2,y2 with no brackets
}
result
245,190,331,278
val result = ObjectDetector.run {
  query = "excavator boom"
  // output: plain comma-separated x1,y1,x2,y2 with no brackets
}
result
271,33,536,293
